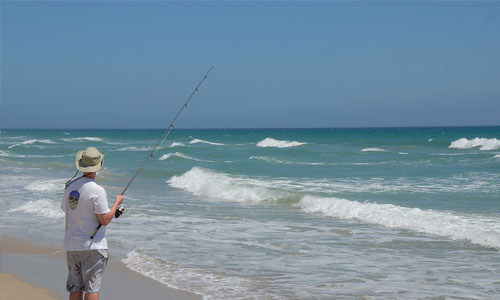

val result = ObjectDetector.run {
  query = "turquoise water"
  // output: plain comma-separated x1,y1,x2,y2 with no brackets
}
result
1,127,499,299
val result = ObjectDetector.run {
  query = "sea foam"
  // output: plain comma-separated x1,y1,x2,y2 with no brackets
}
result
189,139,224,146
9,199,64,219
256,138,307,148
8,139,57,149
0,151,64,158
62,137,104,142
168,167,288,202
168,168,498,203
299,195,500,249
159,152,212,162
116,146,152,152
249,156,324,166
170,142,185,148
361,148,387,152
449,137,500,151
0,150,26,158
25,179,66,192
168,168,500,248
122,249,251,300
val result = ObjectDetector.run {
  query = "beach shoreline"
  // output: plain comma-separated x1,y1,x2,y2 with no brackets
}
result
0,236,202,300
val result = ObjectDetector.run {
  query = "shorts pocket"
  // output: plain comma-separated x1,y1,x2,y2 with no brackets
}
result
96,249,109,259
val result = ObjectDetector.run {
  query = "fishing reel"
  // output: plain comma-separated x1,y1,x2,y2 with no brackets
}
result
115,206,125,218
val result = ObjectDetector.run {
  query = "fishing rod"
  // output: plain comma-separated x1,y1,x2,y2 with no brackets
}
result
90,66,214,239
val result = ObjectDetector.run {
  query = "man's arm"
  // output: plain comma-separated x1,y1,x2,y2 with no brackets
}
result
97,195,124,226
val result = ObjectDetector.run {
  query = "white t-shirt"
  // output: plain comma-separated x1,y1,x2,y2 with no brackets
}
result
61,177,110,251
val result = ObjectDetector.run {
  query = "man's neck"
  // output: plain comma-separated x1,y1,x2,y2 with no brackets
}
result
83,172,96,180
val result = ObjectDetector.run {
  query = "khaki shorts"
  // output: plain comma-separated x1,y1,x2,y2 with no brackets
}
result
66,249,108,294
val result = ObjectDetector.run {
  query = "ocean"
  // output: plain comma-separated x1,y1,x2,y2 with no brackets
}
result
1,127,499,299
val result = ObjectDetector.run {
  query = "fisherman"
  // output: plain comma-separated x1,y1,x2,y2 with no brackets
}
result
61,147,124,300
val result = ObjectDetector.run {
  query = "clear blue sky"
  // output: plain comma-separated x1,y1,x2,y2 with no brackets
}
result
1,1,499,129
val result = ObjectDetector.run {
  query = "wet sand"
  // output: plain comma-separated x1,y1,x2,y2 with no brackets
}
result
0,236,202,300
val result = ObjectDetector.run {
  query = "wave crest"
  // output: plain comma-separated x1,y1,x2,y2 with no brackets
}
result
8,139,57,149
0,151,64,158
256,138,307,148
159,152,212,162
189,139,224,146
299,195,500,249
116,146,152,152
449,137,500,151
167,167,288,202
62,137,104,142
249,156,324,166
170,142,185,148
361,148,387,152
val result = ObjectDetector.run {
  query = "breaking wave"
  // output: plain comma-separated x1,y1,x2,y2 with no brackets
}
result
361,148,387,152
0,151,64,158
116,146,152,152
249,156,325,166
24,179,66,192
170,142,185,148
298,195,500,249
9,199,64,219
167,167,289,202
62,137,104,142
168,167,500,249
189,139,224,146
8,139,57,149
449,138,500,151
159,152,212,162
256,138,307,148
0,150,27,158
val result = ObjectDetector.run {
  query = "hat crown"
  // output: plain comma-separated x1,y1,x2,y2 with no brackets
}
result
76,147,104,172
80,147,101,167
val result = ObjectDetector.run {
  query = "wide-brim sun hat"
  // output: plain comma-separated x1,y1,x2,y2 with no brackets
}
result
75,147,105,173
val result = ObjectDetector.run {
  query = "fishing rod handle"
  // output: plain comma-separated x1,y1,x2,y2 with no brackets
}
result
90,225,101,239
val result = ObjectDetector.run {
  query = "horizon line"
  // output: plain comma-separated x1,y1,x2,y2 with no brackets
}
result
1,124,500,131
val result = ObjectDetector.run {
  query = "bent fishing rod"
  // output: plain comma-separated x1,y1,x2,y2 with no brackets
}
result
91,66,214,239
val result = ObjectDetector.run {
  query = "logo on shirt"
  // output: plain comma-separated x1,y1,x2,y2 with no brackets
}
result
68,190,80,210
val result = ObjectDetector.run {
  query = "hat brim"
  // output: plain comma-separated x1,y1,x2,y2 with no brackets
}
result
75,150,104,173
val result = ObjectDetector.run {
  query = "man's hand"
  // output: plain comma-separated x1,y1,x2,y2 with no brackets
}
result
115,194,124,206
97,195,125,226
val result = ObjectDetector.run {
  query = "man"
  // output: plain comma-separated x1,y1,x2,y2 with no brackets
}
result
61,147,124,300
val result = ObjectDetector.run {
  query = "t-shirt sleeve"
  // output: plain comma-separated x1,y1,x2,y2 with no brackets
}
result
94,191,111,215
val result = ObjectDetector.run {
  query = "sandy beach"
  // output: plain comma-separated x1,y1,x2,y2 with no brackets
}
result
0,236,202,300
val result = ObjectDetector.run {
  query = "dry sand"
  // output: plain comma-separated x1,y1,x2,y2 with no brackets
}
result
0,272,59,300
0,236,202,300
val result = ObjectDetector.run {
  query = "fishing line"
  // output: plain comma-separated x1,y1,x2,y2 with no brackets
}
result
120,66,214,196
90,66,214,239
